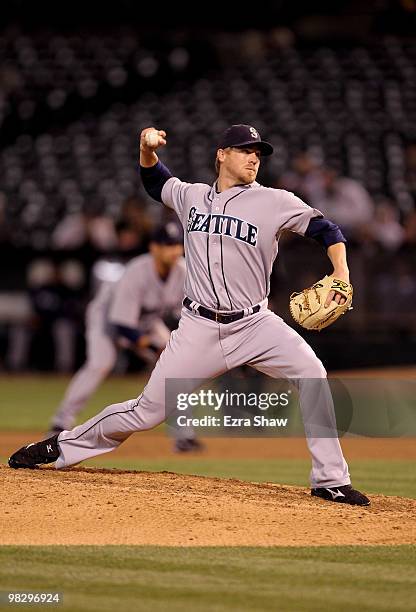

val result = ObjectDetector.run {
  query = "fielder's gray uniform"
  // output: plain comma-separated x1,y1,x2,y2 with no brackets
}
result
56,179,350,488
51,253,186,432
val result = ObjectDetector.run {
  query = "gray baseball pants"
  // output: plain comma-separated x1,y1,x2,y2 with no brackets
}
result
56,304,350,488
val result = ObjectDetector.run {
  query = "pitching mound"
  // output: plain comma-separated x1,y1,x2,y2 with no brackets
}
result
1,464,415,546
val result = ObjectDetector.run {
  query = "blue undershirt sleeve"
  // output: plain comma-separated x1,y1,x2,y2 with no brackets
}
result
113,323,142,344
305,217,346,249
140,160,173,203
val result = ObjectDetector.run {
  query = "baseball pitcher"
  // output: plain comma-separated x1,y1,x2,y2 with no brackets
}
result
9,124,369,506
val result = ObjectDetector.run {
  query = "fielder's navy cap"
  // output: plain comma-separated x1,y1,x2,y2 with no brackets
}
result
218,124,274,156
150,222,183,245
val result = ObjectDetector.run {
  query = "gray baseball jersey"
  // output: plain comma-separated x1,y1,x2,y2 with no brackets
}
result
56,176,350,489
162,179,321,310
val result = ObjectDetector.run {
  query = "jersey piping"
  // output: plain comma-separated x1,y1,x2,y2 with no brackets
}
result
220,190,246,310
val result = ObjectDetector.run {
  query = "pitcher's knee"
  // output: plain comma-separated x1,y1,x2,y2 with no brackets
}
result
131,397,166,431
300,356,327,379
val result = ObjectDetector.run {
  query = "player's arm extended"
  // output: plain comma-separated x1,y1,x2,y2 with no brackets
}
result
139,127,172,202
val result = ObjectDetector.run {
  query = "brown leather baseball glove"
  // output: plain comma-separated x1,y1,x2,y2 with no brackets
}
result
289,275,353,331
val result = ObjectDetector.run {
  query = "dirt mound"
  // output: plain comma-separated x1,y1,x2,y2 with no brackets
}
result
1,464,415,546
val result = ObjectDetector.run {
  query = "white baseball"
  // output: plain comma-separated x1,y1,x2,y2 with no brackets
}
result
145,130,160,148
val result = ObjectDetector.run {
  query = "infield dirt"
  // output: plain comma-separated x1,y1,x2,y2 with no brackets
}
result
2,464,415,547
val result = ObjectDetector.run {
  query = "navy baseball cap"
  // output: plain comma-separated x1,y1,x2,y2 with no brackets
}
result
150,222,183,245
218,124,274,156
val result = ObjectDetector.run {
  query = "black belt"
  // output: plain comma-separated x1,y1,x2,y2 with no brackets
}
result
183,297,260,324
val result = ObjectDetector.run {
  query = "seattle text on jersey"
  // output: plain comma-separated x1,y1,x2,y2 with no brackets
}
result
187,206,259,247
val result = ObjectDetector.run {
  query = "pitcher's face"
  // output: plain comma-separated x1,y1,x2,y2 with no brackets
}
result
217,146,261,184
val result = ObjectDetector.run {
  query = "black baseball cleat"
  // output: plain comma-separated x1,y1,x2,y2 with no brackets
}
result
174,438,205,453
8,435,60,469
311,485,370,506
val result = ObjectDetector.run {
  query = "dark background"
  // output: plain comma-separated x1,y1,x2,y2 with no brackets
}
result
1,0,415,371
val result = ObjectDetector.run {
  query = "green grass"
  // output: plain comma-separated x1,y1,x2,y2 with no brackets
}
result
0,546,415,612
0,375,145,430
2,374,415,435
